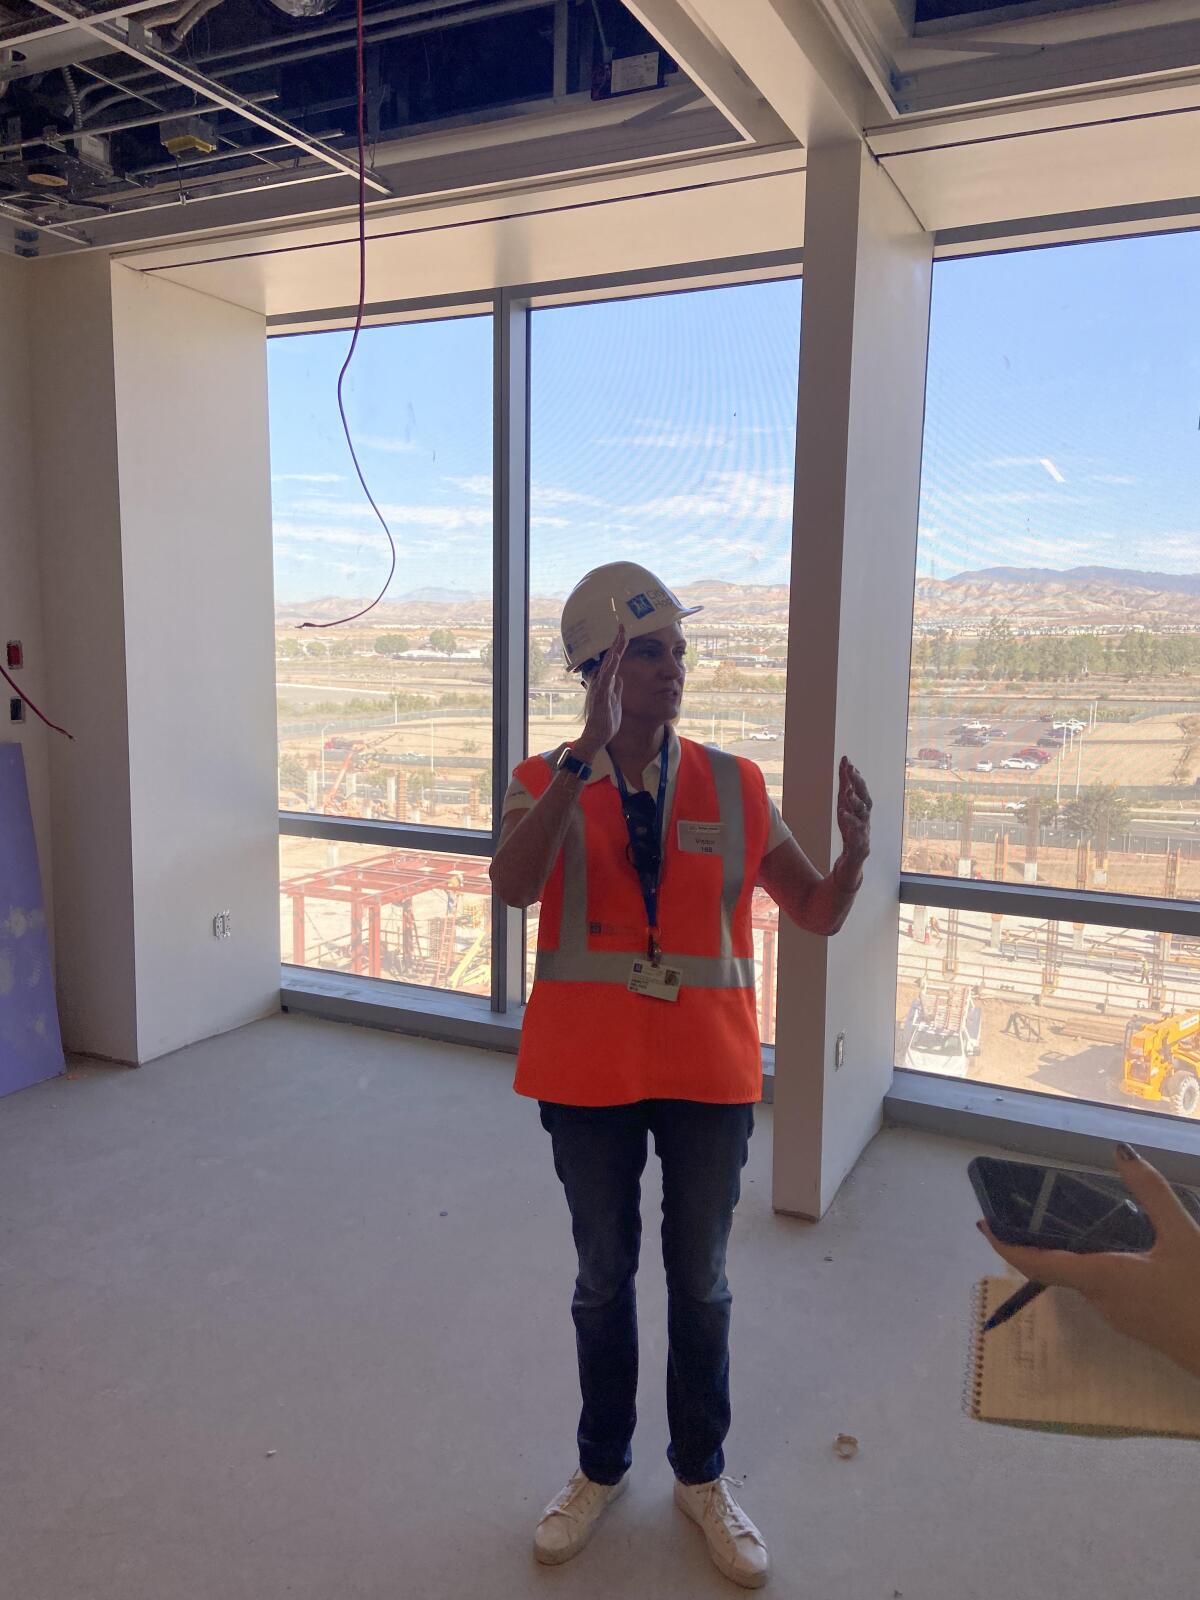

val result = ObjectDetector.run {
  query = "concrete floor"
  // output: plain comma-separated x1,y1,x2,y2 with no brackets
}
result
0,1014,1191,1600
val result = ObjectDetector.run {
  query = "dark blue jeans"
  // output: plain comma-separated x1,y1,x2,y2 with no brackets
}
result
538,1098,754,1487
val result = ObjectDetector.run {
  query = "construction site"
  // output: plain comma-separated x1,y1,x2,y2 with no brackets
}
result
896,887,1200,1119
281,835,783,1043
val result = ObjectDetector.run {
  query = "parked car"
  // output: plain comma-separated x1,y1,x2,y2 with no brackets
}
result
956,732,987,746
1038,734,1067,747
749,730,780,742
984,728,1007,741
960,720,988,733
975,760,995,773
1002,757,1038,770
917,747,952,769
1016,747,1051,765
1054,718,1085,733
1003,800,1028,813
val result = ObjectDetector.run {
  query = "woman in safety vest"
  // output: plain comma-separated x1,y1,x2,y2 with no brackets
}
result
490,562,872,1589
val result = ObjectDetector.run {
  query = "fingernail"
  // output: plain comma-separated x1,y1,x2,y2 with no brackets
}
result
1117,1142,1139,1162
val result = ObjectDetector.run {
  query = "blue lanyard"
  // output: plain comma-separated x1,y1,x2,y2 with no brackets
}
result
613,739,670,960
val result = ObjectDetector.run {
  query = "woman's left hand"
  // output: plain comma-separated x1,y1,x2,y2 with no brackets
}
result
837,757,872,865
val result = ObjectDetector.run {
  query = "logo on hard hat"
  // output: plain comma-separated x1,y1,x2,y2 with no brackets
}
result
626,593,655,619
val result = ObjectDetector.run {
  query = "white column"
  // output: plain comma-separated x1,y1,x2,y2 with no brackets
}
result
29,259,280,1063
773,141,933,1219
110,265,280,1061
30,255,138,1062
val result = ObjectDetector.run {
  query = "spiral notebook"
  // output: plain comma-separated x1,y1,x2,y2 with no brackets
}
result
966,1277,1200,1439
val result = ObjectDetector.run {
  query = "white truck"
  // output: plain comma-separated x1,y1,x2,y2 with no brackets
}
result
901,983,983,1078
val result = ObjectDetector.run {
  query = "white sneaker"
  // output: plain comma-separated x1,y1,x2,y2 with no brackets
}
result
533,1468,628,1565
674,1475,770,1589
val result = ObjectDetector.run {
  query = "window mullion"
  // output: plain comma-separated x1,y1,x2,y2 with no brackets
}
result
491,290,531,1013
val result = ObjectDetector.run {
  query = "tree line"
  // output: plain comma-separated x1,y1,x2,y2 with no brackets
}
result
913,619,1200,682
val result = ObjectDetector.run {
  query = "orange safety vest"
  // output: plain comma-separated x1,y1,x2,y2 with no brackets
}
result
512,736,770,1106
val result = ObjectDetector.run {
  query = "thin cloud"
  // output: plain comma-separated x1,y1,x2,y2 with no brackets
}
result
287,496,491,531
272,472,345,484
448,478,604,513
357,434,425,455
532,485,603,510
1039,458,1065,484
634,468,793,524
595,425,734,450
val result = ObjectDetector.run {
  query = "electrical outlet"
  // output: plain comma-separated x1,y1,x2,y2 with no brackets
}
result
212,911,232,940
6,641,22,670
835,1032,845,1071
9,697,24,723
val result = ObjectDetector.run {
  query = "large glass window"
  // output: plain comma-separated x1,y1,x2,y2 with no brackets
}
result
904,232,1200,900
270,274,801,1026
528,280,802,1042
897,904,1200,1120
900,230,1200,1121
269,316,494,831
281,839,492,996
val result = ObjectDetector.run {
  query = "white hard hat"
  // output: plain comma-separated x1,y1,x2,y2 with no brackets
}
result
560,562,702,673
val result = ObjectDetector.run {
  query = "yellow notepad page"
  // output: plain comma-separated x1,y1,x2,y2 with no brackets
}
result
967,1276,1200,1439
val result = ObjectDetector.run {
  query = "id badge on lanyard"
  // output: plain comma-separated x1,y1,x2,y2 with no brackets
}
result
614,742,683,1000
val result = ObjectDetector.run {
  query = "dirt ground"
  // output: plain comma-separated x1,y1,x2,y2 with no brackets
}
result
895,978,1196,1119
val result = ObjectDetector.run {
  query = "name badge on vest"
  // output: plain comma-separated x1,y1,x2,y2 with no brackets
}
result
677,820,724,856
628,959,683,1002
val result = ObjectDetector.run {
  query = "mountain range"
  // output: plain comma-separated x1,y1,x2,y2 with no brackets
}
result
917,566,1200,629
277,567,1200,630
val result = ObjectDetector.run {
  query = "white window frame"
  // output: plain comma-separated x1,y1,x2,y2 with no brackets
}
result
277,251,803,1073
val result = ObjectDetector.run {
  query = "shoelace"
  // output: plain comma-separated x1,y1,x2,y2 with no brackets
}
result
547,1471,605,1521
708,1477,761,1543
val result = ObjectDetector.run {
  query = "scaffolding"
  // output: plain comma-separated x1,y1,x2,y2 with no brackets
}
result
285,854,783,1036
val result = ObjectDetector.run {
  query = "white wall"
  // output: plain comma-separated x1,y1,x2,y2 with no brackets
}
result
110,264,280,1061
26,257,279,1064
29,254,138,1062
774,141,933,1218
0,255,53,919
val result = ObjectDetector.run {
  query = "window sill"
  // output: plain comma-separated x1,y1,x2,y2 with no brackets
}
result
281,966,523,1054
885,1069,1200,1186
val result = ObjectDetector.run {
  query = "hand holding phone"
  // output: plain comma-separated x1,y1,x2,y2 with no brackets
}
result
973,1146,1200,1379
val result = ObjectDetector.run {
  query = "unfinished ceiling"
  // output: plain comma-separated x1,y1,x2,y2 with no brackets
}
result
4,0,1197,262
0,0,745,254
817,0,1200,114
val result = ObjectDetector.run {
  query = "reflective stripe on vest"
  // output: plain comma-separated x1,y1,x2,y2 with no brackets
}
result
533,743,755,990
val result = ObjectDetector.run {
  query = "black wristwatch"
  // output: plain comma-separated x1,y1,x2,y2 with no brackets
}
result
556,746,593,783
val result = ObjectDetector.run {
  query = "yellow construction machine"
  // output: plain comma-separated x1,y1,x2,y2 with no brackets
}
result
1121,1010,1200,1118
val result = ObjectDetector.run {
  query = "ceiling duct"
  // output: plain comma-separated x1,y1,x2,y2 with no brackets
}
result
0,0,693,255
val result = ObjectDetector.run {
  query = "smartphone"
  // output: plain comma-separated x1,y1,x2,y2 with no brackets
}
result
968,1155,1200,1253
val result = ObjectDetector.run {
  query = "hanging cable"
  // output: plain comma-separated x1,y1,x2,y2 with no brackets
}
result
0,663,74,740
300,0,396,631
61,65,84,131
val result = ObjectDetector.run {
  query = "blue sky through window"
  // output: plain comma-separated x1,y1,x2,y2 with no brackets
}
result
267,231,1199,608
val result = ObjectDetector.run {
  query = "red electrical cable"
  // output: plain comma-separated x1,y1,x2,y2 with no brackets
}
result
0,662,74,740
300,0,396,631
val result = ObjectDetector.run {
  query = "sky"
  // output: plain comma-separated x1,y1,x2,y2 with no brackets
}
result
267,229,1199,605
